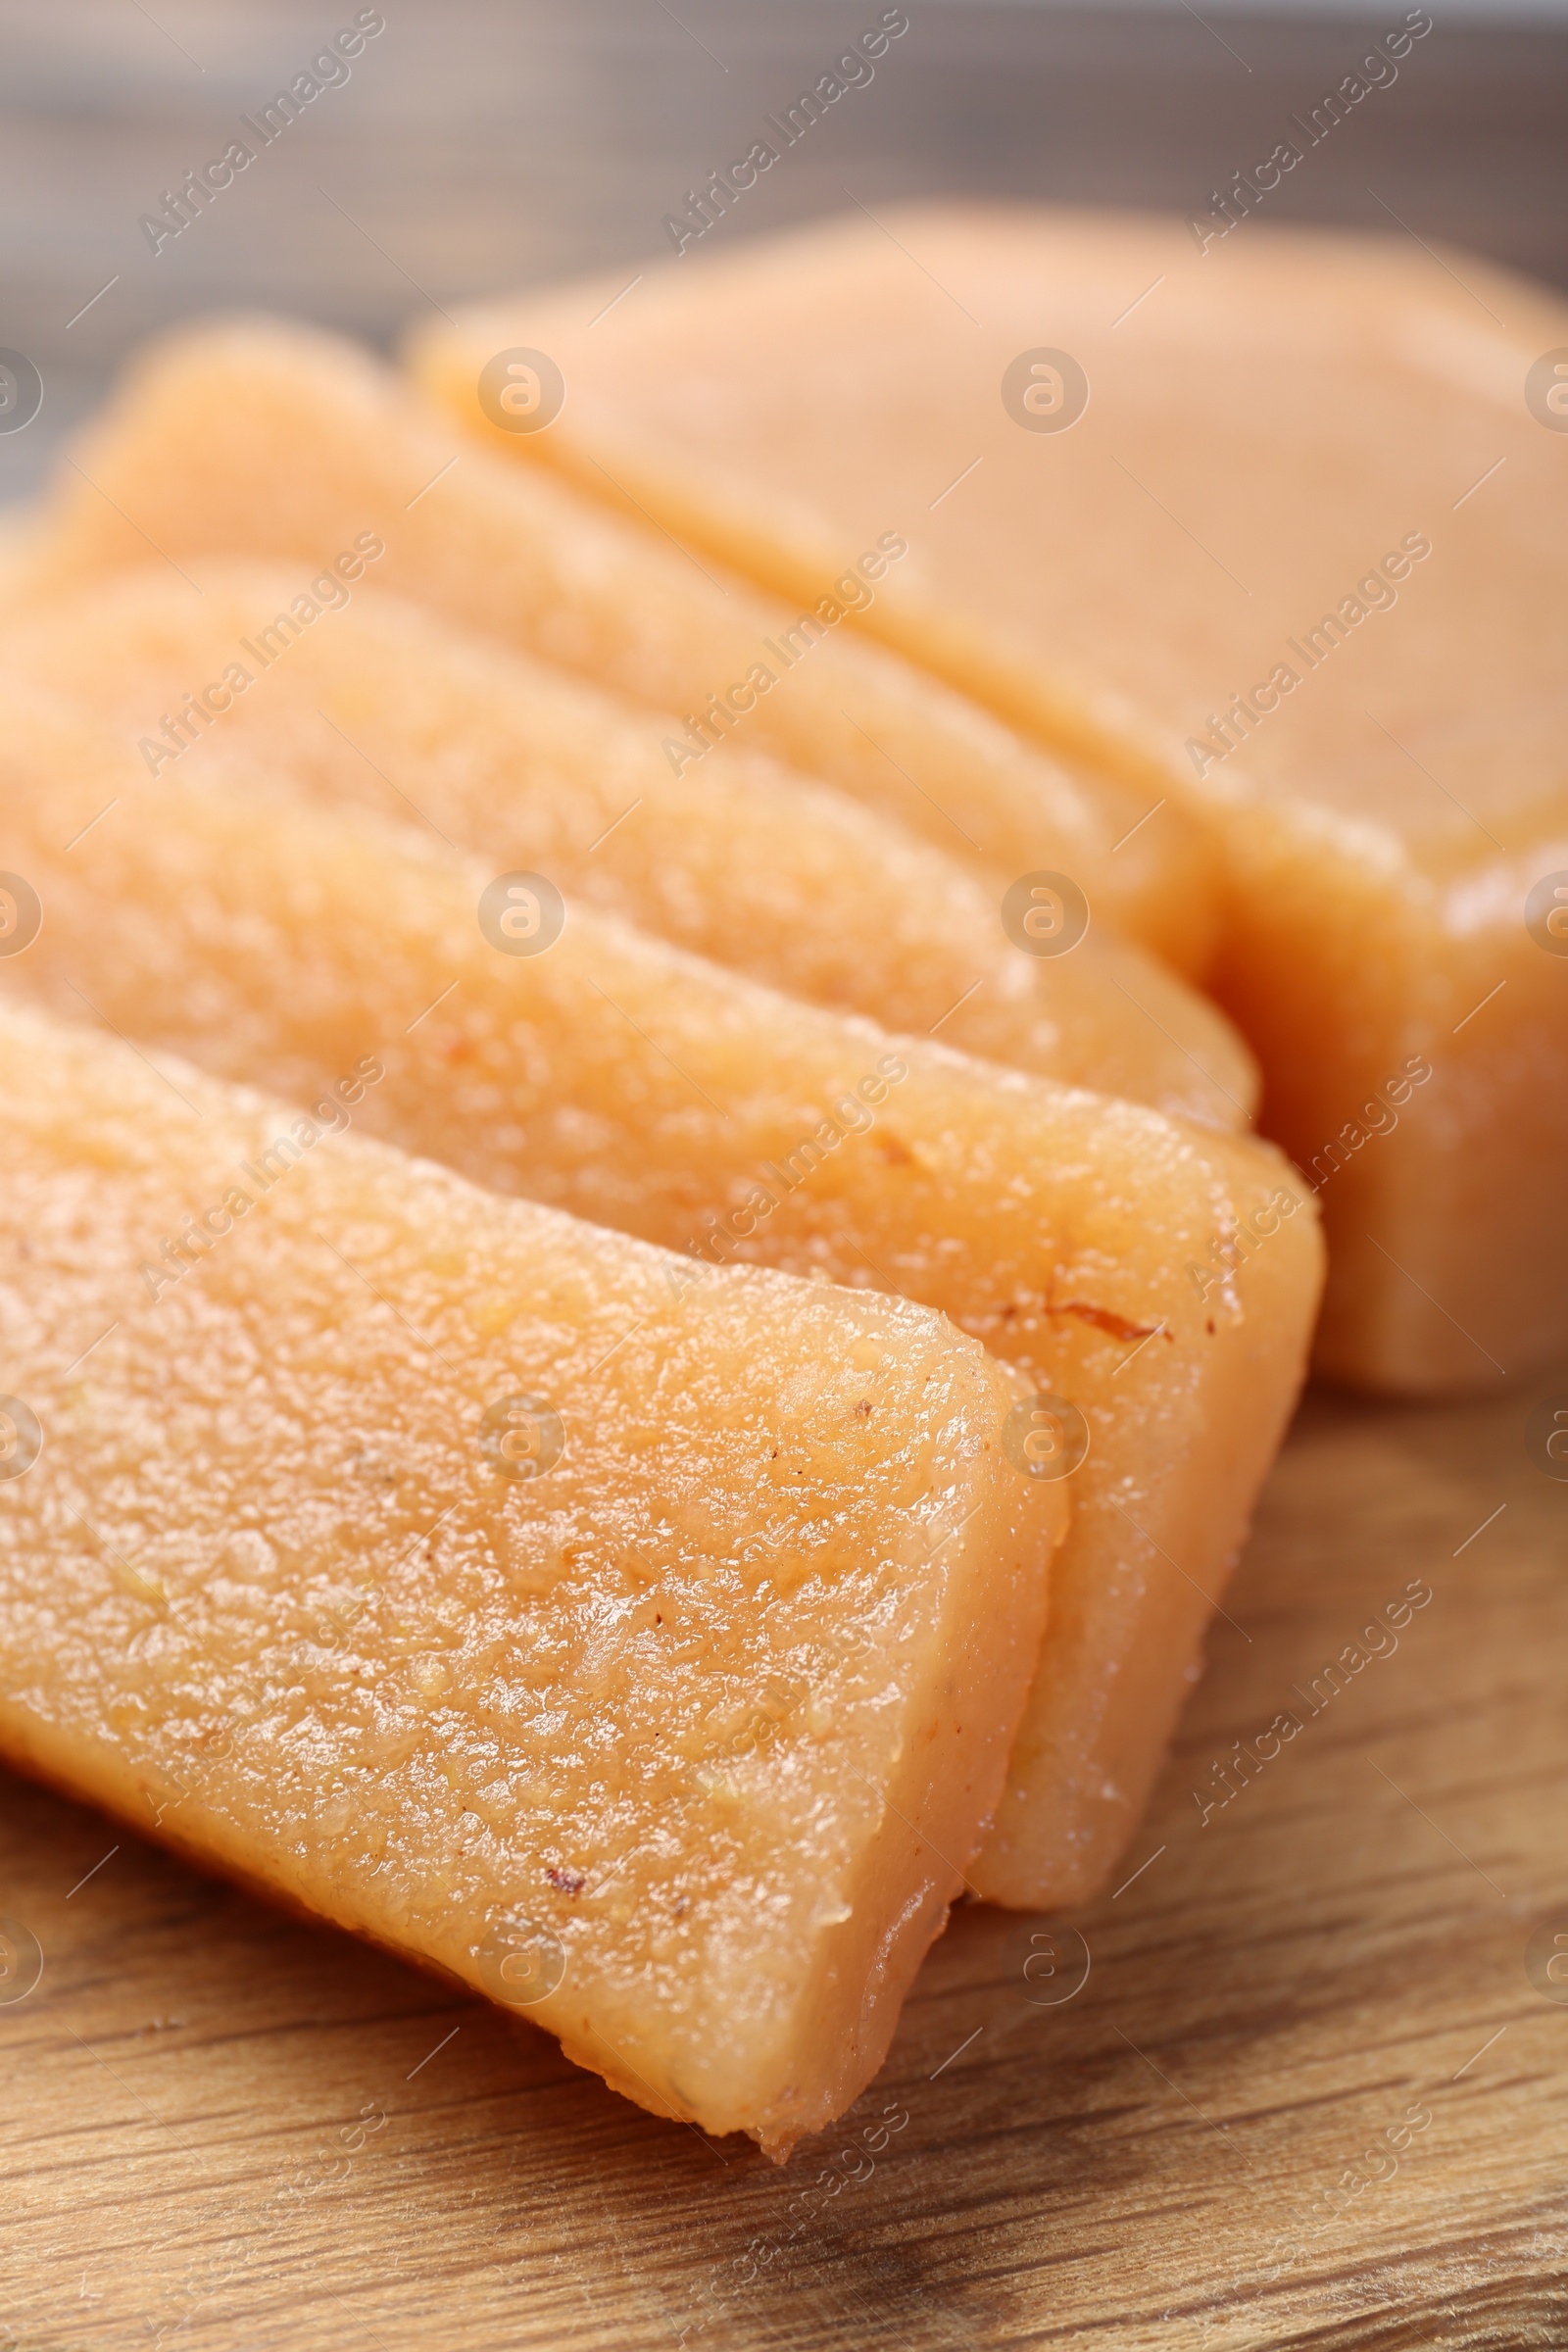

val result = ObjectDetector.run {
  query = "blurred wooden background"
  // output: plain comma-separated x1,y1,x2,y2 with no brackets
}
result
2,5,1568,2346
1,0,1567,497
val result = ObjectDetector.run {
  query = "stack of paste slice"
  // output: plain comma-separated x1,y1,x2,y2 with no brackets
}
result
408,204,1568,1395
0,280,1326,2154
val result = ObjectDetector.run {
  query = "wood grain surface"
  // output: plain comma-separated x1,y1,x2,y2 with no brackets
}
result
3,7,1566,2344
4,1376,1566,2351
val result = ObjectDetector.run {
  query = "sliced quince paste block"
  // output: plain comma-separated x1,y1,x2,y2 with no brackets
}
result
415,211,1568,1395
1,564,1252,1130
0,1001,1060,2156
23,315,1220,978
0,703,1321,1906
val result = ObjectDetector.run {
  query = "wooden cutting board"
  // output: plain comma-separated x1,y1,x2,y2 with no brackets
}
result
3,1376,1566,2351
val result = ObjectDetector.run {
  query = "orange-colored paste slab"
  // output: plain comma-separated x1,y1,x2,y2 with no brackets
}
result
414,208,1568,1394
0,1001,1057,2157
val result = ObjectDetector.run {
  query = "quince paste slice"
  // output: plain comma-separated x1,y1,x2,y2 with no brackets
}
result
412,208,1568,1394
0,1001,1058,2157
